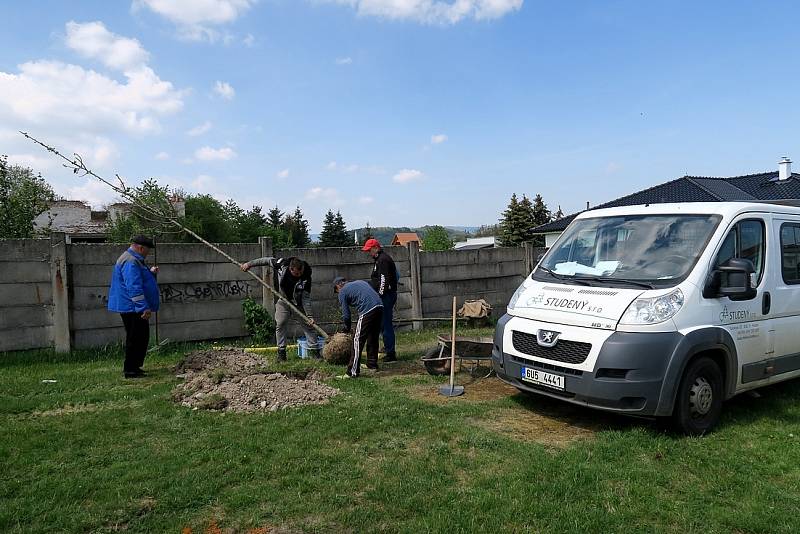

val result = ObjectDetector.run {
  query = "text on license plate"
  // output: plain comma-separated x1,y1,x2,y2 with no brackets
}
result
520,367,565,391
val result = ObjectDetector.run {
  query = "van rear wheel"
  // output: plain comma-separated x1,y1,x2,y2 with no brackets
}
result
671,356,723,435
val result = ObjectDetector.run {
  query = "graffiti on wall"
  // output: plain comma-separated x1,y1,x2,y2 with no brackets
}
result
160,280,253,303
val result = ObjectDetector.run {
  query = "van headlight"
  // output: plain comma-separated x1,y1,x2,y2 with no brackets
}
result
508,280,530,310
620,288,684,325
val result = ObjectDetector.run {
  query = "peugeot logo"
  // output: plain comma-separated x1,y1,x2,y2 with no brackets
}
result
537,329,560,348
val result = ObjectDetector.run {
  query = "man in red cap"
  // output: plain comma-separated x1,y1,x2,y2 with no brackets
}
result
362,238,398,362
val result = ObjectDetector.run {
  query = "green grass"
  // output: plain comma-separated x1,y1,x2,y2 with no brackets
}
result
3,328,800,533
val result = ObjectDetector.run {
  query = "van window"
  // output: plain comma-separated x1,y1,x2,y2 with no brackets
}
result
537,214,721,288
780,223,800,284
714,219,765,284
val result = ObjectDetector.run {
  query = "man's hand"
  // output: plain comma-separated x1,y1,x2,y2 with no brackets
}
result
141,310,152,320
150,266,159,275
241,262,251,272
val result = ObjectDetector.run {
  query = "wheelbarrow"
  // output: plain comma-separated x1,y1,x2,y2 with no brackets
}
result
422,334,494,378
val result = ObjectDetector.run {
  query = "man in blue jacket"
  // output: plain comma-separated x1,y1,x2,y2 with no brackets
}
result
108,235,160,378
333,277,383,377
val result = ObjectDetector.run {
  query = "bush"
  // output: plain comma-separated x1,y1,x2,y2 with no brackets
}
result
242,297,275,344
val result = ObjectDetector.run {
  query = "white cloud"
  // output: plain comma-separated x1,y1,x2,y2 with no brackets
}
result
324,0,523,24
0,21,184,163
195,146,237,160
65,21,149,71
358,196,374,205
306,186,344,205
335,56,353,65
155,151,170,160
276,168,290,179
431,133,448,144
67,178,120,208
187,121,212,136
133,0,257,42
326,161,338,170
392,168,423,183
243,33,256,47
6,153,58,171
213,80,235,100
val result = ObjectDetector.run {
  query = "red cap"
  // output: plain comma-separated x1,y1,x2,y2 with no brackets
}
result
362,238,381,251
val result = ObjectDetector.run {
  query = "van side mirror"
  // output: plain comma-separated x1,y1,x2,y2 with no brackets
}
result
703,258,757,301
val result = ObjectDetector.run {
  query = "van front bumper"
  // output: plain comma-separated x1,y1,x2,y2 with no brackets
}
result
492,314,684,416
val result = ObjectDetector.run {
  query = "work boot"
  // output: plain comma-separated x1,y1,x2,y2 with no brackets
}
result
308,348,322,360
383,351,397,363
277,347,287,362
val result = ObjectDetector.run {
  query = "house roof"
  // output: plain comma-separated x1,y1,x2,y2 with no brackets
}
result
391,232,421,246
534,171,800,234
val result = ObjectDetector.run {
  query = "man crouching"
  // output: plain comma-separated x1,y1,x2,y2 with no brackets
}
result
333,277,383,377
242,255,319,361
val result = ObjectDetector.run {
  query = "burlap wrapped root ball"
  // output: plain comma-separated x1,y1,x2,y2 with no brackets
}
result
323,333,353,364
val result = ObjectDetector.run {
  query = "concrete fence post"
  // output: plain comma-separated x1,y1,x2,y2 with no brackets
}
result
523,241,536,276
407,240,423,331
258,236,275,318
50,232,71,353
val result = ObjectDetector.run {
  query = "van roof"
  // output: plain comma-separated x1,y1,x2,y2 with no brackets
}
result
574,201,800,221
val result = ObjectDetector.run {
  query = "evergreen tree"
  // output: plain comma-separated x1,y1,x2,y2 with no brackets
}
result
267,205,284,228
284,206,310,247
422,225,454,251
318,210,339,247
531,193,551,227
499,193,535,247
332,211,351,246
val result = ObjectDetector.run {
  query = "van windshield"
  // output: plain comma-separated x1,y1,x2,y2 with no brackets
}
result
535,214,721,288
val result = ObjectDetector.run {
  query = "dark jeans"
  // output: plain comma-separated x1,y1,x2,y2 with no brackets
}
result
347,307,383,376
381,291,397,354
120,312,149,373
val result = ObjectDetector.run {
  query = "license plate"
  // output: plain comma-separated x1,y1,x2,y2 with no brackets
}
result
520,366,565,391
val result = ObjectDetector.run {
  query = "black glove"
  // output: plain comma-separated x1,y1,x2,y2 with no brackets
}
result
342,317,351,334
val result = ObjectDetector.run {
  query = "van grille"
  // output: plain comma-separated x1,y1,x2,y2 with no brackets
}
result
512,331,591,365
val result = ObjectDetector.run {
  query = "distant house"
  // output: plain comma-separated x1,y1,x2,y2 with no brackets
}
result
391,232,421,247
33,195,186,243
534,157,800,247
453,236,496,250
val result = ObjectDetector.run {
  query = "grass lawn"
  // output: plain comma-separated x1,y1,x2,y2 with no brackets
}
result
3,327,800,533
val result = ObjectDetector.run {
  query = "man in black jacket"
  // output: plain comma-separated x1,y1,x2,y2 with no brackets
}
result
242,255,319,361
362,238,398,362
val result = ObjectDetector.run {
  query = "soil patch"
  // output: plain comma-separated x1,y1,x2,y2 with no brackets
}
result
405,374,519,403
172,348,339,413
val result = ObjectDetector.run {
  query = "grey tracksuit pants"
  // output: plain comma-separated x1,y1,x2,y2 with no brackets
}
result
275,300,319,349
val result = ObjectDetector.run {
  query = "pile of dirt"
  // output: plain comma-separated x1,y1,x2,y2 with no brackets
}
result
172,348,339,412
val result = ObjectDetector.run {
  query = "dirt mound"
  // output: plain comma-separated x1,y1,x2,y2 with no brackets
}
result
172,348,339,412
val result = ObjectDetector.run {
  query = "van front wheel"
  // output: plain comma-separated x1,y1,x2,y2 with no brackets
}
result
671,356,723,436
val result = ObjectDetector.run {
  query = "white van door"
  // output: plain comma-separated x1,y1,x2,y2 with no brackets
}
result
705,217,770,390
765,218,800,383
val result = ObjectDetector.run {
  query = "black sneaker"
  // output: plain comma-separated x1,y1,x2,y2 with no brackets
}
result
277,348,287,362
383,351,397,363
123,371,144,379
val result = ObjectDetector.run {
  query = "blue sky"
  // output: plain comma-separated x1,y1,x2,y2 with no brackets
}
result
2,0,800,232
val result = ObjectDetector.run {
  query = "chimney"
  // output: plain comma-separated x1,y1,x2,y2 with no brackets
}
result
779,157,792,180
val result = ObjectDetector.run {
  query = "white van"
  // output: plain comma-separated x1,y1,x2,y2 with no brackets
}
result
493,202,800,434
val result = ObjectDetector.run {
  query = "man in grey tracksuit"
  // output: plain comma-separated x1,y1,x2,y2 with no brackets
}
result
242,255,319,360
333,277,383,377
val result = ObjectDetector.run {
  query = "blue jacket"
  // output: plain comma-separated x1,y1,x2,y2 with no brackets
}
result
339,280,382,329
108,248,160,313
